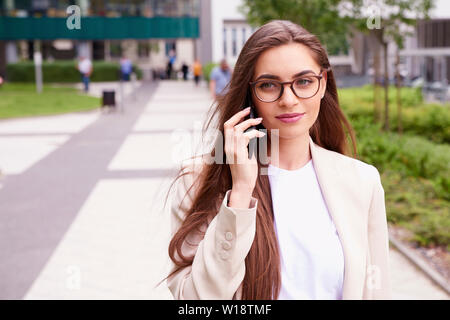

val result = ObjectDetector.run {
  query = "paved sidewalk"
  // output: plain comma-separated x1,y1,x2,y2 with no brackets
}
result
0,80,447,299
73,81,141,100
390,247,448,299
0,80,211,299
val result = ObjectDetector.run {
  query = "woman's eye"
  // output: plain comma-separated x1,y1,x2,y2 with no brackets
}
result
259,82,275,89
295,78,313,86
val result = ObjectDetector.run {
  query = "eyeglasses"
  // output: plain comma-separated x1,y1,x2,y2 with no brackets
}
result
249,67,330,103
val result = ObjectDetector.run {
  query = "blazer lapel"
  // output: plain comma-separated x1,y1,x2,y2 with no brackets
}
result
309,136,367,299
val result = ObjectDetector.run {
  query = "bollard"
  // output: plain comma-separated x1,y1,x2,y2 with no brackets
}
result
131,72,137,101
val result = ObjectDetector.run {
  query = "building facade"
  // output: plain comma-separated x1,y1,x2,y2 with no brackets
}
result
0,0,200,78
193,0,256,69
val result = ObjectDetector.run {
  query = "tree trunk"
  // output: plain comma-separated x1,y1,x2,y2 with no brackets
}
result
374,47,382,124
383,41,389,131
0,41,6,80
395,49,403,135
369,30,382,124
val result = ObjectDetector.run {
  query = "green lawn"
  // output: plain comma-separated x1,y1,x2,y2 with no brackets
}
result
338,85,450,249
0,83,100,119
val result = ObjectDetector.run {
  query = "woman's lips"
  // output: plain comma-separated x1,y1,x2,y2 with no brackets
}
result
276,113,305,123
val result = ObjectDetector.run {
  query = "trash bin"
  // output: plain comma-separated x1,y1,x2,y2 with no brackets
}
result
102,90,116,109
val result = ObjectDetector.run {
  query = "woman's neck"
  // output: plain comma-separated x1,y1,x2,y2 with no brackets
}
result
268,132,311,171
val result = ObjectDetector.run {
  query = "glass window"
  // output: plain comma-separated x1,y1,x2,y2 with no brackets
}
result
232,28,237,57
165,40,176,56
150,0,199,17
223,27,227,57
110,40,122,58
1,0,200,17
138,41,150,58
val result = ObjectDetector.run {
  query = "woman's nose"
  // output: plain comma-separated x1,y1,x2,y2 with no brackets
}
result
278,84,299,107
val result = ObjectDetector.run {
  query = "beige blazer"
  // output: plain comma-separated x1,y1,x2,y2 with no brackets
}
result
166,135,392,300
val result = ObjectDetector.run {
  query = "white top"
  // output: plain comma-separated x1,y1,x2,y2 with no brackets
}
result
78,59,92,74
268,159,345,300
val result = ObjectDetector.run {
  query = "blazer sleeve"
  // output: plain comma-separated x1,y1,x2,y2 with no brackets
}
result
166,161,258,300
365,165,392,299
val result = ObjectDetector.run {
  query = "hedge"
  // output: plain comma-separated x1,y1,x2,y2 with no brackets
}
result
202,62,219,83
343,94,450,248
6,61,142,83
340,85,450,144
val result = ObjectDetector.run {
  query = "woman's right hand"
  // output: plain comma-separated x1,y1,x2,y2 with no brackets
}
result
224,107,265,206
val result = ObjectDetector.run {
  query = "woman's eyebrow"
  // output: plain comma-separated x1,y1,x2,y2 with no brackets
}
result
254,69,316,81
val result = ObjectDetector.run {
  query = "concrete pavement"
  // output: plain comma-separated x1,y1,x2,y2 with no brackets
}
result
0,80,448,299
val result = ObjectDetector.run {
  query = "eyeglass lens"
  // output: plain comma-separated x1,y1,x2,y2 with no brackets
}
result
254,76,320,102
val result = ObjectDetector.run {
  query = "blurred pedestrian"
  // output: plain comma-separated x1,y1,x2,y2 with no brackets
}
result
209,59,232,100
167,49,176,79
120,56,133,81
192,59,202,86
181,62,189,81
77,56,92,92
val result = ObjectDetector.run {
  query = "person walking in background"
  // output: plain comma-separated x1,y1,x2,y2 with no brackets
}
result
120,56,133,81
166,61,172,80
77,56,92,92
192,59,202,86
209,59,232,100
181,62,189,81
167,49,176,79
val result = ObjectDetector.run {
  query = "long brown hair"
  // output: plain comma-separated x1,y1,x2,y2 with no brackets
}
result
165,20,356,300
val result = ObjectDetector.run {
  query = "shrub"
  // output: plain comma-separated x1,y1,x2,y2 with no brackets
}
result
202,62,218,83
339,85,450,144
6,60,142,83
354,121,450,248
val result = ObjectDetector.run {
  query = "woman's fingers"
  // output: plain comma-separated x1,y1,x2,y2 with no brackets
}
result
223,107,251,129
223,107,265,165
243,129,266,141
235,117,263,133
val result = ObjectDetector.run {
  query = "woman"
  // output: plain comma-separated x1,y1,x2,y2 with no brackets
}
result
163,20,391,300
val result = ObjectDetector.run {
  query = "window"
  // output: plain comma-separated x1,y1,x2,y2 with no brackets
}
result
165,40,176,56
110,40,122,58
138,41,150,58
242,27,246,47
232,28,237,57
223,27,227,57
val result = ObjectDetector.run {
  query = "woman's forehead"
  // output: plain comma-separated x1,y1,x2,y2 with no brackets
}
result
254,43,319,78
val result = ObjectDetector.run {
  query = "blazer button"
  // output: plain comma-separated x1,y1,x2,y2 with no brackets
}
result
225,232,233,241
222,241,232,250
220,252,229,260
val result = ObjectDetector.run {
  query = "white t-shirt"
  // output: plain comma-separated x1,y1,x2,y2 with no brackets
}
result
268,159,345,300
78,59,92,74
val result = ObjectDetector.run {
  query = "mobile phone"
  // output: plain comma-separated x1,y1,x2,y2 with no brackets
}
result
243,90,259,160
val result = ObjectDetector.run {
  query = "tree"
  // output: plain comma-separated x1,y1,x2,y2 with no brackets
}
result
238,0,352,56
342,0,433,131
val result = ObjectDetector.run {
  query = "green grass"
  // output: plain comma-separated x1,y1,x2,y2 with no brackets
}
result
383,169,450,249
336,86,450,249
339,85,450,144
0,83,100,119
356,128,450,249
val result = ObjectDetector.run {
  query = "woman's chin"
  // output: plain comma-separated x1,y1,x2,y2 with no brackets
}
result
269,127,306,140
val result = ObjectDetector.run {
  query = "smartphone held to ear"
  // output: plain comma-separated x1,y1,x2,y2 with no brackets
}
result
242,91,263,160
